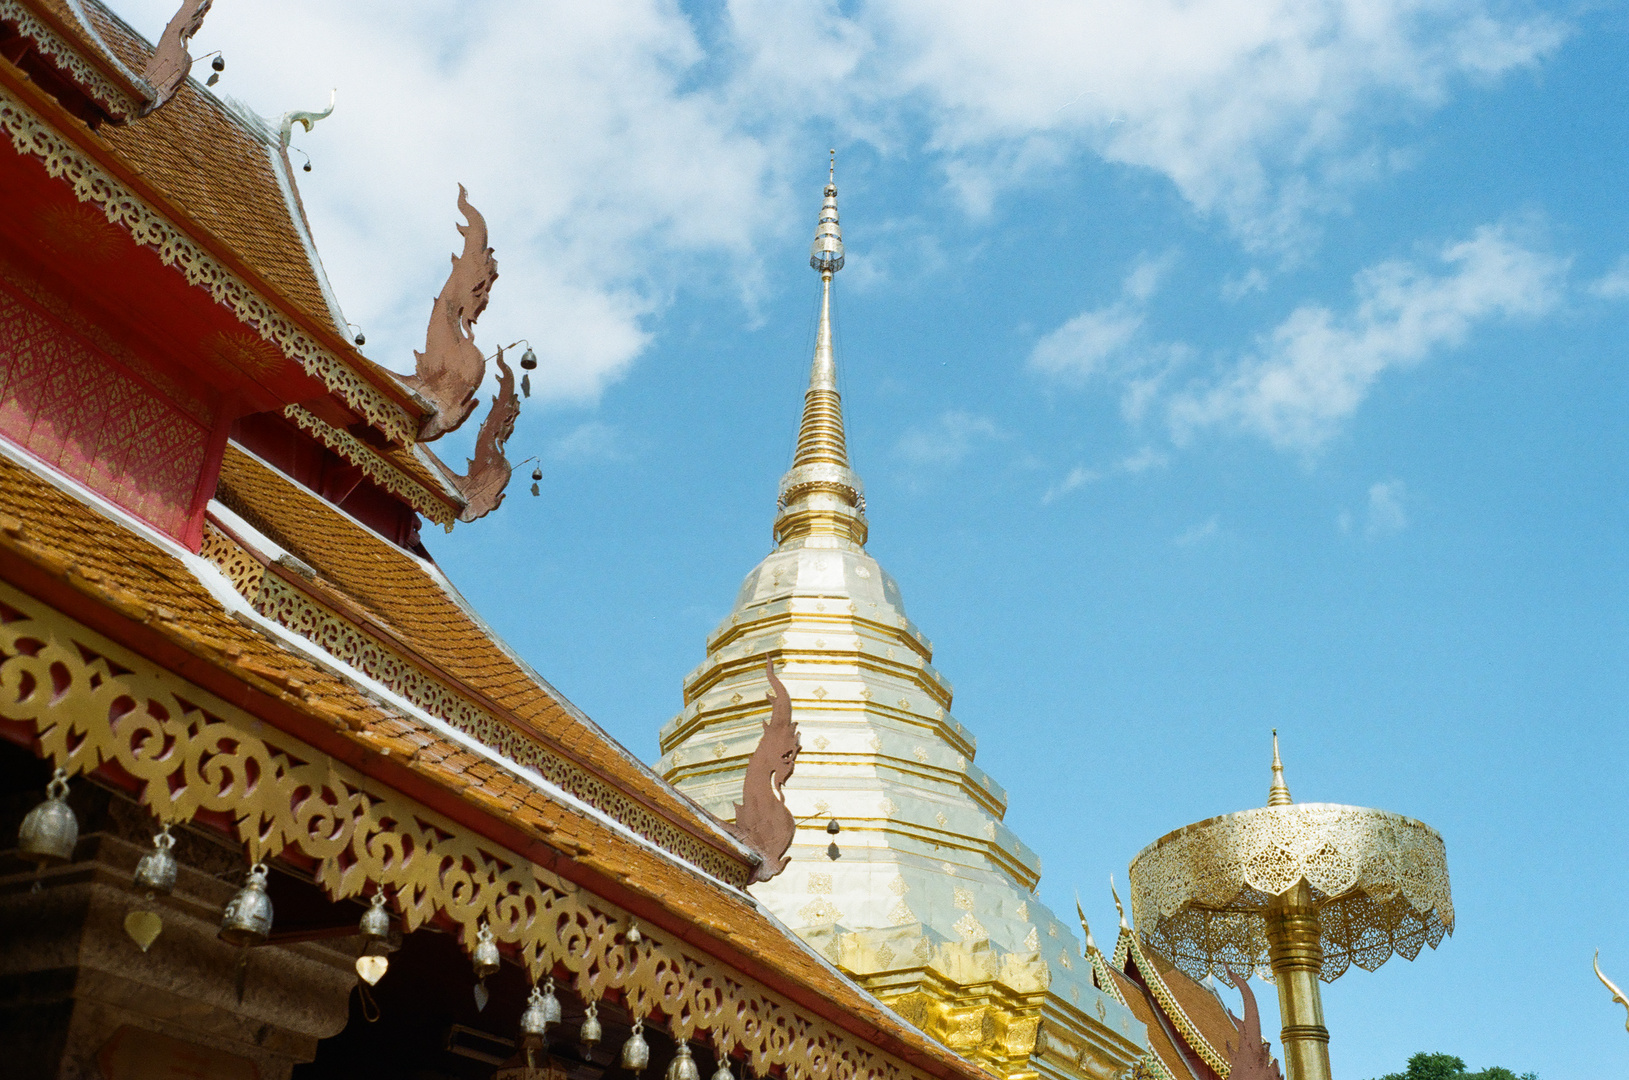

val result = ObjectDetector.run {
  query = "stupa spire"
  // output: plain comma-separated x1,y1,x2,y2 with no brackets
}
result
773,156,867,548
1268,729,1293,806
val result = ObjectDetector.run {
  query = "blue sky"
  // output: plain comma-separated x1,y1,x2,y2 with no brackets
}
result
126,0,1626,1074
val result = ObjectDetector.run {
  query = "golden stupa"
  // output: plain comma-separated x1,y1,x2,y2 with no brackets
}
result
658,168,1144,1080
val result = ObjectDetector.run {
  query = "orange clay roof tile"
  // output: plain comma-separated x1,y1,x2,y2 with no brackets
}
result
213,445,741,868
1106,969,1193,1080
1145,949,1242,1062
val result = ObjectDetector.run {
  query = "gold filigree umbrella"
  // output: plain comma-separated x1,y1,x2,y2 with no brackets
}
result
1127,735,1453,1080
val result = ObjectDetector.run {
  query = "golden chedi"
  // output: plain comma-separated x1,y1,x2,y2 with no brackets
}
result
658,167,1144,1080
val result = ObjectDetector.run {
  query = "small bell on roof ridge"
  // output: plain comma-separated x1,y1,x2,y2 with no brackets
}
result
1267,729,1293,807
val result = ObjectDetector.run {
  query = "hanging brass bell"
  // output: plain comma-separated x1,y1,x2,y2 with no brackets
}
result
472,922,501,979
621,1019,650,1073
133,826,177,896
520,985,551,1042
358,891,391,944
712,1056,733,1080
579,1001,602,1049
625,920,642,946
219,863,273,947
666,1042,701,1080
19,768,78,868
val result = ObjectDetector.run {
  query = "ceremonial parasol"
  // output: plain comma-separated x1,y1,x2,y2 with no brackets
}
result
1128,735,1453,1080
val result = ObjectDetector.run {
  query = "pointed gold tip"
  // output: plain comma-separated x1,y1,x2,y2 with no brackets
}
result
1074,891,1097,955
1267,730,1293,807
1109,875,1128,930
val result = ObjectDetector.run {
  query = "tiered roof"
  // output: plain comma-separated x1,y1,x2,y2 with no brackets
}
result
0,4,1015,1080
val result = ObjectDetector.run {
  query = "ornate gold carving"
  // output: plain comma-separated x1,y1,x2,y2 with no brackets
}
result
0,0,140,118
807,873,833,895
0,583,944,1080
194,540,749,887
0,86,415,443
200,522,264,597
1129,804,1453,984
283,406,456,525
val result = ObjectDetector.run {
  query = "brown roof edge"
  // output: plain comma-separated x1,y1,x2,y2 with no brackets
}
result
9,0,151,109
0,57,430,441
0,540,993,1080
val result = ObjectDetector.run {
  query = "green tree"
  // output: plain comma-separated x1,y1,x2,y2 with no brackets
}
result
1373,1052,1537,1080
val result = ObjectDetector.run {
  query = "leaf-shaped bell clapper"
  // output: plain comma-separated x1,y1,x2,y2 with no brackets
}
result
666,1042,701,1080
354,892,392,985
219,863,274,947
621,1019,650,1074
472,922,501,980
19,768,78,868
579,1001,603,1050
133,826,178,896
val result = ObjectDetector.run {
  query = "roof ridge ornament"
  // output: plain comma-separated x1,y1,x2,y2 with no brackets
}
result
728,660,802,881
279,89,336,150
1267,730,1293,807
405,185,499,441
140,0,212,115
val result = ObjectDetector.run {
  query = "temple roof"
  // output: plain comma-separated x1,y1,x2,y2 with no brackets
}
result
2,0,429,446
0,434,1004,1080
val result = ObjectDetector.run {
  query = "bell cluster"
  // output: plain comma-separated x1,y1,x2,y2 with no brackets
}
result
14,770,743,1078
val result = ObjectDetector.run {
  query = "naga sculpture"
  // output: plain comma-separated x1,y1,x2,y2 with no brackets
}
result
405,186,499,442
446,348,520,523
729,659,801,882
1224,969,1284,1080
1596,951,1629,1033
140,0,212,114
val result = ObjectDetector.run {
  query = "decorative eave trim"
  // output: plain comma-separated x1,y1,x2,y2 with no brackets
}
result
1127,932,1229,1078
0,578,966,1080
282,405,461,526
199,517,753,889
0,77,419,444
0,0,144,119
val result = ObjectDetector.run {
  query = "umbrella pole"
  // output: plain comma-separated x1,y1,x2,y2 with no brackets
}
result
1265,880,1332,1080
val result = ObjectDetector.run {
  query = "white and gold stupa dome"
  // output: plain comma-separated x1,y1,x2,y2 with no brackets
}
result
657,166,1144,1080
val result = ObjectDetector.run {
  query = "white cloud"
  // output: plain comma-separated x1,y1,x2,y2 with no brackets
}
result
1029,255,1172,381
1589,256,1629,299
1222,268,1270,301
549,421,625,462
896,410,1003,466
110,0,1563,420
1171,224,1568,450
780,0,1565,249
1342,480,1408,537
1174,516,1221,546
1042,446,1167,503
1042,465,1100,504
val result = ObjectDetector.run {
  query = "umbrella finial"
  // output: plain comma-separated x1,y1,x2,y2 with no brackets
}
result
1268,730,1293,807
